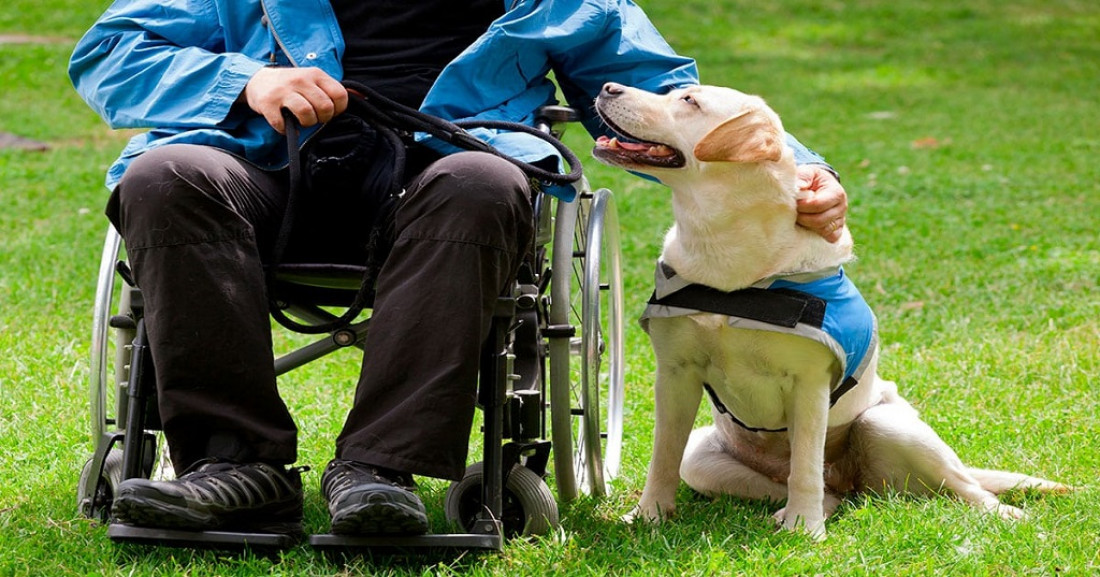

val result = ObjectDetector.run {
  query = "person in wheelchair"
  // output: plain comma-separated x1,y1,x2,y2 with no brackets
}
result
69,0,849,538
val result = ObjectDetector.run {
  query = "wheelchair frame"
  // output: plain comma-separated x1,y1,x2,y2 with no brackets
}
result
78,108,626,551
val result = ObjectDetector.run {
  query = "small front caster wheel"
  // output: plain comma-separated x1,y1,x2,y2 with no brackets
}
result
444,461,559,537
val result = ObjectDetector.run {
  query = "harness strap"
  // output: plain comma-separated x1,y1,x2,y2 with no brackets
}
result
703,376,858,434
648,284,826,329
702,383,787,433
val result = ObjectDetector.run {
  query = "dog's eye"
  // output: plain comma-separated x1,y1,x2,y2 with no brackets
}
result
681,94,699,107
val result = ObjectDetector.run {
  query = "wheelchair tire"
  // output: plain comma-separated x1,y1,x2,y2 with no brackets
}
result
444,462,559,537
548,187,625,502
77,448,124,522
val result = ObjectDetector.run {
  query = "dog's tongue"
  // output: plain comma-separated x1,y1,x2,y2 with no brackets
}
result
616,139,650,151
597,136,676,157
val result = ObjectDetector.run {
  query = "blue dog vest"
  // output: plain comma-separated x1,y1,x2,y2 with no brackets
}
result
640,262,878,432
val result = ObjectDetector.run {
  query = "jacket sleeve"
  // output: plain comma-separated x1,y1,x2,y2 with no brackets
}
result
68,0,265,129
547,0,698,138
417,0,698,183
421,0,833,183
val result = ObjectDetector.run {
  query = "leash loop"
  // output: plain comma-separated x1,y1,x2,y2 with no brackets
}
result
268,81,583,334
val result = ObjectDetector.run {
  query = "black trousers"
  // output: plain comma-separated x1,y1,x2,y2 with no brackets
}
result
107,144,533,480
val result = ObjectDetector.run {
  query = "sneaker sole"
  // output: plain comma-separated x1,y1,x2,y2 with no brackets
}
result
330,499,430,535
112,488,303,535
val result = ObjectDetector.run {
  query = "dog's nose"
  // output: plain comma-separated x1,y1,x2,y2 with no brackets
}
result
601,82,625,98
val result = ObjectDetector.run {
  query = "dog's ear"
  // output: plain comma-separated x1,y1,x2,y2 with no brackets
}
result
693,108,784,164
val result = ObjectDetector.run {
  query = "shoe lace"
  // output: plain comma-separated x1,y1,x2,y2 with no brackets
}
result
324,459,416,500
176,461,297,506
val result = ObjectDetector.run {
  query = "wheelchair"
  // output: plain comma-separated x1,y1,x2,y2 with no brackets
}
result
77,106,626,551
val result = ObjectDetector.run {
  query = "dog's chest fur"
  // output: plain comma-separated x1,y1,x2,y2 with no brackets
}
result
649,311,841,431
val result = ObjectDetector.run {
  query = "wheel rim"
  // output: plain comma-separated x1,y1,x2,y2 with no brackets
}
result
578,188,624,494
90,227,123,443
444,463,559,537
452,484,530,538
548,188,625,501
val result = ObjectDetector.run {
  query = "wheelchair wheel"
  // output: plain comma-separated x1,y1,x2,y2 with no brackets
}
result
444,462,559,537
548,187,625,502
81,228,129,520
90,227,128,445
77,448,124,522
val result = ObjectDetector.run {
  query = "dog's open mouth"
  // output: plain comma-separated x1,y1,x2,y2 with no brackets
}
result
593,118,685,169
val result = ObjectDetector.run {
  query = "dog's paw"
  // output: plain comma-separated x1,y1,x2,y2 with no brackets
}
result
773,507,827,541
822,493,843,518
993,502,1026,521
624,501,673,524
621,506,641,524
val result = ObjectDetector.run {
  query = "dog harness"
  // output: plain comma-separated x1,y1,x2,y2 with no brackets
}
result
640,262,878,432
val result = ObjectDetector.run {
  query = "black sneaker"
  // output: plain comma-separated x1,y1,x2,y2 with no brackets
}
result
111,460,304,535
321,459,429,535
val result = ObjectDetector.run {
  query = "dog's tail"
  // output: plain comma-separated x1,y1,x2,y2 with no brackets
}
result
968,468,1074,494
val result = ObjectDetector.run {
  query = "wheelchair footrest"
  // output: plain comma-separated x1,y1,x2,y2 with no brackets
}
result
309,532,502,551
107,524,298,549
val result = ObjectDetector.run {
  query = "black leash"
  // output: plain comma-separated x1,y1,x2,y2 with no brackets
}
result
268,81,584,334
340,80,583,184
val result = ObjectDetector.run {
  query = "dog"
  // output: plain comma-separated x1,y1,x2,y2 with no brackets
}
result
592,82,1069,539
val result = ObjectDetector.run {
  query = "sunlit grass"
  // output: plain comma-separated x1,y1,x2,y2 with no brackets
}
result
2,0,1098,575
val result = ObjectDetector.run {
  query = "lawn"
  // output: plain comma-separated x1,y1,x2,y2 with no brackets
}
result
1,0,1097,575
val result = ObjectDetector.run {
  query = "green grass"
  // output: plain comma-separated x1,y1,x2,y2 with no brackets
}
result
2,0,1098,574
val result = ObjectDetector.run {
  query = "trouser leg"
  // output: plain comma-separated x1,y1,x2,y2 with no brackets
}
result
107,144,298,474
335,152,534,480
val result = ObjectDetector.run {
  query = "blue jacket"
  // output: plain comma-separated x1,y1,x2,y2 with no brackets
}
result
70,0,827,194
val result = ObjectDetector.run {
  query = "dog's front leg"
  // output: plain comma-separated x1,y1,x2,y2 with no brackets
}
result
629,364,704,522
774,375,832,539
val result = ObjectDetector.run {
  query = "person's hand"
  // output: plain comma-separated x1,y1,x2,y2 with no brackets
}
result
795,164,848,243
242,67,348,133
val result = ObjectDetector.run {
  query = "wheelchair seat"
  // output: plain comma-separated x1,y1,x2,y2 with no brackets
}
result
272,263,371,291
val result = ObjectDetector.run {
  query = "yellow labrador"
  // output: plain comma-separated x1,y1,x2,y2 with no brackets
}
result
593,82,1069,539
